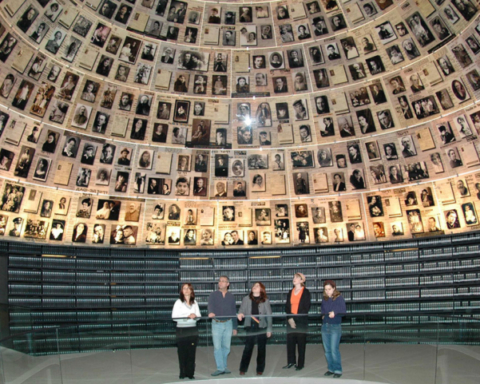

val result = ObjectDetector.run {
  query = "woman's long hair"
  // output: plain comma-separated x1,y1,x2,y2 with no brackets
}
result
323,280,341,300
179,283,195,305
249,282,267,303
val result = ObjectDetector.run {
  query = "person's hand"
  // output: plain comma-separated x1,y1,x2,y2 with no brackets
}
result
329,311,335,319
267,332,272,338
208,313,215,318
237,313,244,321
288,318,296,329
188,313,196,319
232,329,238,336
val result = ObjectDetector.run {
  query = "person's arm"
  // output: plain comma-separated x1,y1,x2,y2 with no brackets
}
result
304,288,312,313
238,296,248,321
230,294,238,331
172,299,182,322
193,301,201,319
208,292,216,317
264,299,273,335
285,289,291,317
335,296,347,317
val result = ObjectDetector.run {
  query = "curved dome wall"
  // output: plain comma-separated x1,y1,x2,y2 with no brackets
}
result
0,0,479,247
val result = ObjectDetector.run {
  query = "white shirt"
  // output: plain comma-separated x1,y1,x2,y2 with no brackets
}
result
172,299,201,328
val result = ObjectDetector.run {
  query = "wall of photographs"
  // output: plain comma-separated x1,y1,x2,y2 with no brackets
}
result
0,0,480,247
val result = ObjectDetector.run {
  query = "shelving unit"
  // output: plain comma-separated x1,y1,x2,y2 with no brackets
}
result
3,232,480,354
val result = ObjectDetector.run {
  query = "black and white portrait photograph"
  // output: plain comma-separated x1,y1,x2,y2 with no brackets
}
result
328,203,343,225
293,172,309,195
325,43,341,61
99,0,117,19
330,14,346,31
317,148,333,167
71,104,92,130
386,45,405,65
452,79,470,102
402,39,421,60
430,16,451,41
405,12,436,47
279,24,295,43
239,25,257,46
31,157,51,182
136,95,152,116
366,56,385,75
340,37,359,60
312,16,328,36
178,51,209,71
412,96,440,119
76,168,92,187
269,51,285,70
80,143,97,165
297,24,311,40
173,100,190,123
375,21,397,44
370,165,387,184
17,7,39,34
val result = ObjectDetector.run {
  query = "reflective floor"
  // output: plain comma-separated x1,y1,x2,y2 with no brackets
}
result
2,343,480,384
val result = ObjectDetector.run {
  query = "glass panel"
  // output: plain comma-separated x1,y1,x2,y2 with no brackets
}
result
56,325,132,384
435,316,480,384
0,328,62,384
1,314,479,383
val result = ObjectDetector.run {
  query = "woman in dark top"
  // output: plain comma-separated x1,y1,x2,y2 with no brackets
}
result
237,282,272,375
283,273,311,370
321,280,347,378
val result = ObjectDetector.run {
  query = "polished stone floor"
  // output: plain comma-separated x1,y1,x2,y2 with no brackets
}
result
1,343,480,384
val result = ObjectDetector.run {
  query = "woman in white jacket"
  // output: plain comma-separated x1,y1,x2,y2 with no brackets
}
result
172,283,201,379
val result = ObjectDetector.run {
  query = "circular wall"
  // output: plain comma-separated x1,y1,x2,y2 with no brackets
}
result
0,0,479,247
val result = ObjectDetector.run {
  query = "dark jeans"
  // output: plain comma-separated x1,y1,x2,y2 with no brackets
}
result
287,327,307,368
239,323,267,373
176,326,199,378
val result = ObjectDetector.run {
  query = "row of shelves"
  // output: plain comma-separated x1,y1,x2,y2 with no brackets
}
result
7,245,480,271
8,260,480,283
8,288,480,309
10,307,480,325
8,274,480,296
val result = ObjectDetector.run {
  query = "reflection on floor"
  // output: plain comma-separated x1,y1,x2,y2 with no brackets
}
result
2,344,480,384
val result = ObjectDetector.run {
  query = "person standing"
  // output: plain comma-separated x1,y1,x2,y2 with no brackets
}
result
321,280,347,378
284,273,311,371
172,283,201,380
237,282,273,376
208,276,238,376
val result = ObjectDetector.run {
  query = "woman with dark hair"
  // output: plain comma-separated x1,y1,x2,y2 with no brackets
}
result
172,283,201,380
42,132,57,153
237,282,273,376
321,280,346,378
138,151,151,168
421,189,434,207
72,223,87,242
284,273,311,371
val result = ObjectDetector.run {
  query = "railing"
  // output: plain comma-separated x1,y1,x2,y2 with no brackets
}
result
0,312,479,384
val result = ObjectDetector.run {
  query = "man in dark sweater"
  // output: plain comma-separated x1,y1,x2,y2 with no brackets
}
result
208,276,238,376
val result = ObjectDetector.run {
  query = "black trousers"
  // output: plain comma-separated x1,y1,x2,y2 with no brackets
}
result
176,326,199,378
287,329,307,368
239,323,267,373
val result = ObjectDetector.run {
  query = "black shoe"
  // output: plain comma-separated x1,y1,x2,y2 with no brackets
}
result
295,366,303,371
324,371,334,376
282,363,295,369
179,376,185,379
333,373,342,378
188,376,195,380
